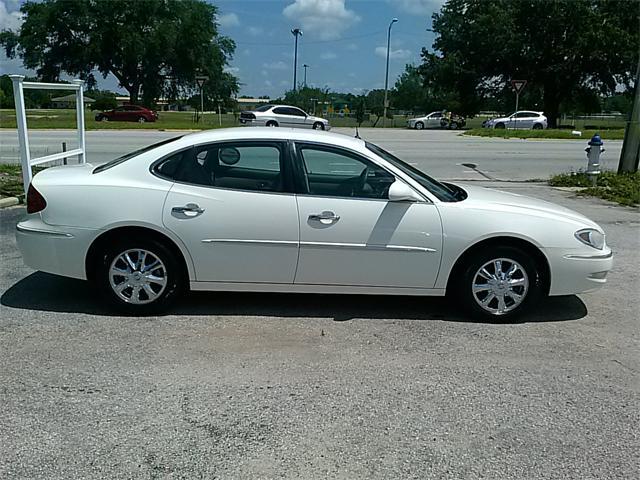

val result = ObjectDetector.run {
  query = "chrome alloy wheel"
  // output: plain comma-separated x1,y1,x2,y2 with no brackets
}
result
472,258,529,315
109,249,167,304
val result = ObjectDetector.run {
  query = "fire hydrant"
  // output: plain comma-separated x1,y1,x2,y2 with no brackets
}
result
584,134,604,186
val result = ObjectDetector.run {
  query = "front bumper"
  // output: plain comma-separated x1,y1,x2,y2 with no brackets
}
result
16,216,100,280
545,247,613,295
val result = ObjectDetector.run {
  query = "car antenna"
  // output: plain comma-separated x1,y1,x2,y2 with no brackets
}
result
355,126,361,139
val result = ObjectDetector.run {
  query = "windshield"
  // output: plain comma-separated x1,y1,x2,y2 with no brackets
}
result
365,142,464,202
93,136,183,173
254,104,273,112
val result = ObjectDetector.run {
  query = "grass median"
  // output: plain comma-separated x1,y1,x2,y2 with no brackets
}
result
464,128,625,140
549,171,640,206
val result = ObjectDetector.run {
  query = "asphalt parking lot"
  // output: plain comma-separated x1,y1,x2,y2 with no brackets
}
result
1,181,638,479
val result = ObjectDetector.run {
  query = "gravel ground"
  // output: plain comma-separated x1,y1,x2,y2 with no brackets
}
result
1,182,638,479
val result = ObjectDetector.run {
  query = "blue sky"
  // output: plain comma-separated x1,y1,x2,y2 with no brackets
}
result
0,0,444,98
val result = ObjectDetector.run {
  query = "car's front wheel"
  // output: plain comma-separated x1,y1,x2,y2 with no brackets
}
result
456,246,541,321
532,123,544,130
494,122,505,129
97,238,184,315
266,121,278,127
312,122,325,130
137,116,147,123
99,115,109,122
414,121,424,130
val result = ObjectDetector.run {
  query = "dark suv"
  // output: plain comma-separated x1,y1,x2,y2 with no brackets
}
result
95,105,158,123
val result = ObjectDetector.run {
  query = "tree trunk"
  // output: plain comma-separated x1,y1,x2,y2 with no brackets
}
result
127,84,140,104
543,81,559,129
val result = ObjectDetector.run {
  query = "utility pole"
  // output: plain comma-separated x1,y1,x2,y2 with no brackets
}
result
618,57,640,173
303,64,309,87
291,28,303,91
383,18,398,128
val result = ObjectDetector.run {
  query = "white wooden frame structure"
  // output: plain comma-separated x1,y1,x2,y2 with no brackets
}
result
9,75,86,195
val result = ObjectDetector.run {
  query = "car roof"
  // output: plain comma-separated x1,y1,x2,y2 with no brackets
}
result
171,127,364,150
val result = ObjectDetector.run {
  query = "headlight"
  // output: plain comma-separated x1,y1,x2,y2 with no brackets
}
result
575,228,605,250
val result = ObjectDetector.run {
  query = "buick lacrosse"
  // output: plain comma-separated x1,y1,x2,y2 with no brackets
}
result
16,128,612,319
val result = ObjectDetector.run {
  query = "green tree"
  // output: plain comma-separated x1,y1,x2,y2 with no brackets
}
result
1,0,238,106
420,0,638,127
392,64,430,113
89,90,118,111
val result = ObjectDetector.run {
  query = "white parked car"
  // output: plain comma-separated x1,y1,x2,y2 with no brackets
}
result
483,111,548,129
407,111,446,130
16,128,612,320
239,104,330,130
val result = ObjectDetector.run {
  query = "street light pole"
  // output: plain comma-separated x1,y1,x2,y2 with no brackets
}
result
303,64,309,87
291,28,303,91
383,18,398,128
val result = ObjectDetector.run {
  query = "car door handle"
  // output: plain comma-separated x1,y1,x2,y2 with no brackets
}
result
308,211,340,224
171,203,205,218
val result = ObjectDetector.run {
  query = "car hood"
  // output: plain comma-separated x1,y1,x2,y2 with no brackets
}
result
453,183,601,230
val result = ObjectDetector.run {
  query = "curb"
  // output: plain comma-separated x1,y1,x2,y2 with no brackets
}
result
0,195,23,208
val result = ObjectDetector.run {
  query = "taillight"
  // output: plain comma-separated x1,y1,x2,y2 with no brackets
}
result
26,183,47,214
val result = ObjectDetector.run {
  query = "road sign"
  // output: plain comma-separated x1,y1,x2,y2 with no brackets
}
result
511,79,527,94
195,75,209,88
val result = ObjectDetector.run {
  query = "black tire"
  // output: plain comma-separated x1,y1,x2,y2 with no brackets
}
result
266,121,278,127
532,123,543,130
454,246,541,322
137,116,147,123
97,115,108,122
312,122,324,130
96,237,184,315
414,121,424,130
494,122,505,129
449,122,459,130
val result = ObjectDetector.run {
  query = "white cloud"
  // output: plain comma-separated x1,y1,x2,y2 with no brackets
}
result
247,26,263,36
263,61,288,70
218,12,240,28
320,52,337,60
375,46,412,60
283,0,360,41
0,0,23,31
390,0,445,15
224,66,240,75
346,43,358,51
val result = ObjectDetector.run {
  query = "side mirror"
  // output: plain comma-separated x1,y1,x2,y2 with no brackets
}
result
388,180,422,202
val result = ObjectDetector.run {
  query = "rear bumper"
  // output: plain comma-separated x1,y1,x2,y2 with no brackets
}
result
16,217,99,280
546,247,613,295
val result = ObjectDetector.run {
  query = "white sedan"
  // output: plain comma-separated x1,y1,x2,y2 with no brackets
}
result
483,111,548,129
407,111,446,130
16,128,612,320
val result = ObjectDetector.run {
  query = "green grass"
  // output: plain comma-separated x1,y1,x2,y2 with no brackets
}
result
464,128,625,140
0,164,47,199
549,171,640,206
0,109,240,130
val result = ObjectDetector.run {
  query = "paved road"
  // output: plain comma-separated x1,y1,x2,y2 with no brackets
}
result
1,183,638,479
0,128,623,181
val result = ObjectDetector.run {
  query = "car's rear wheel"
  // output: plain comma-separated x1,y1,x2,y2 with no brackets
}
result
100,116,109,122
494,122,505,129
414,121,424,130
449,122,459,130
312,122,324,130
532,123,543,130
455,246,541,321
266,121,278,127
96,238,184,315
137,116,147,123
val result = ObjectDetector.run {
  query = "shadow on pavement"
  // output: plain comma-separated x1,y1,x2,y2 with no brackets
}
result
1,272,588,324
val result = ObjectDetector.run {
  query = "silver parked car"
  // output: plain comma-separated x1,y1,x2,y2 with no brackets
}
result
483,111,548,129
407,111,446,130
239,104,331,130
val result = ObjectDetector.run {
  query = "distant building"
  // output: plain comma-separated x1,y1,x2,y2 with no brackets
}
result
51,94,95,109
